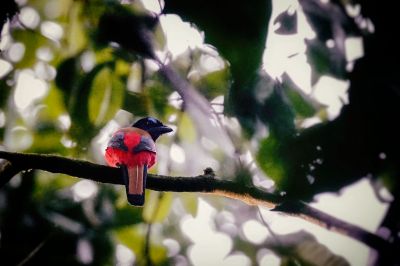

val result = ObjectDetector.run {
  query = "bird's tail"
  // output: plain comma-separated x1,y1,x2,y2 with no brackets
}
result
121,164,147,206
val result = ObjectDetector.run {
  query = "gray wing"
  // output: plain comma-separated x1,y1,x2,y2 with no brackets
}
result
108,132,128,151
132,136,156,154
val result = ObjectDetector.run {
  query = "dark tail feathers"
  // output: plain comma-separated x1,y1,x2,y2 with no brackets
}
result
121,164,147,206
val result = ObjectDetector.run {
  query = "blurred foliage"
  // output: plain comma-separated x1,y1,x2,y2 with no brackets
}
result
164,0,272,134
266,230,350,266
0,0,399,265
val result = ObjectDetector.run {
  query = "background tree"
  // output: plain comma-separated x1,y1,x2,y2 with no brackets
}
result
0,0,398,265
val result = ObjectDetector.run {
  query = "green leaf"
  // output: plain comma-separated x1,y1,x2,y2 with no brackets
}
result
88,67,124,126
142,191,173,223
43,84,67,120
164,0,272,136
113,226,168,265
0,79,11,108
192,68,230,99
61,61,112,145
114,226,144,254
257,135,286,186
180,194,198,217
281,74,322,119
33,172,77,201
147,80,171,116
164,0,271,87
306,39,346,84
11,29,49,68
65,1,87,56
29,123,64,153
177,113,197,143
96,4,158,59
259,87,296,139
123,91,150,116
113,205,143,228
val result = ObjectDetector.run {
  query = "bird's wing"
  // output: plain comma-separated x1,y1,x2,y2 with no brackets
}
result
107,131,128,151
132,136,156,154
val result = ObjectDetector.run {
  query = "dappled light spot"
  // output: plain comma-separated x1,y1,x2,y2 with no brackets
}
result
187,233,233,265
115,244,135,266
0,59,12,78
127,62,142,93
312,76,349,120
300,117,322,128
344,37,363,62
223,253,251,266
6,126,33,151
253,174,275,190
60,135,76,148
315,158,323,165
72,180,98,202
181,203,238,265
259,253,281,266
36,46,54,61
170,143,186,164
326,39,335,48
19,7,41,29
199,54,225,73
160,14,204,58
8,42,25,62
76,238,93,264
140,0,164,13
263,0,315,83
34,61,57,80
173,255,189,266
144,58,161,72
219,222,238,237
0,22,11,51
14,69,48,110
0,111,5,127
58,114,71,131
242,219,269,244
40,21,64,41
312,178,389,232
44,0,63,19
163,238,181,257
306,174,315,184
345,4,361,17
80,51,95,72
168,91,183,109
168,113,177,123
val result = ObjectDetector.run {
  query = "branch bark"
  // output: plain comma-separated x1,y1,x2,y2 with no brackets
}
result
0,150,393,255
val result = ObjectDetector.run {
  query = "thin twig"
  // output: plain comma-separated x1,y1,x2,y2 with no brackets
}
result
16,233,53,266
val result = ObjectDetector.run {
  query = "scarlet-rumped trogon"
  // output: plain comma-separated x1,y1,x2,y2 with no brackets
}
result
105,117,172,206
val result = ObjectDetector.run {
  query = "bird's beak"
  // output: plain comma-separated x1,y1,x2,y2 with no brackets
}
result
157,125,173,135
147,125,173,141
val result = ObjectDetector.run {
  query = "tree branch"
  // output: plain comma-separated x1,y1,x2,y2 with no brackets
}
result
0,150,393,255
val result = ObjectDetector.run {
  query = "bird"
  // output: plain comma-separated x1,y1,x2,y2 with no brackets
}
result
105,117,172,206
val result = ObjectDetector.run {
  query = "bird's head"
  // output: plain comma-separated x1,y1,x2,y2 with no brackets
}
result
132,117,172,141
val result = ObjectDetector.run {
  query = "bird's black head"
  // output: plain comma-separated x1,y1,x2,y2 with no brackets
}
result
132,117,172,141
